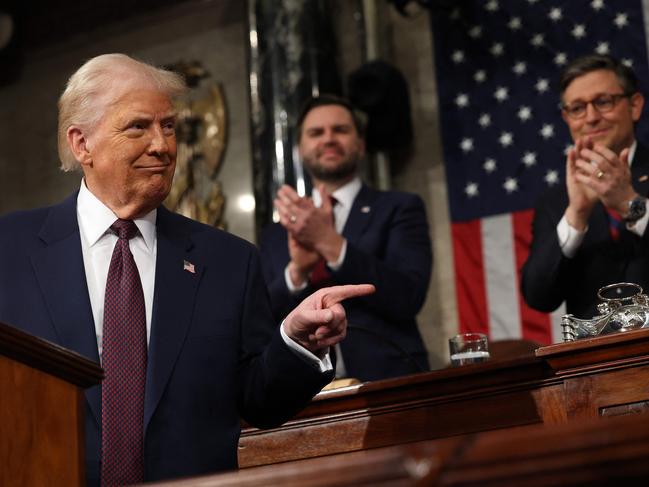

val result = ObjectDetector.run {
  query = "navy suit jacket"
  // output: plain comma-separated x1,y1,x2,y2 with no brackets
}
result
522,143,649,319
0,192,332,485
259,185,432,382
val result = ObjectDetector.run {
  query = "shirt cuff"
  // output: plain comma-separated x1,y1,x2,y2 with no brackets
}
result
557,214,587,258
280,320,334,373
284,265,309,294
327,239,347,271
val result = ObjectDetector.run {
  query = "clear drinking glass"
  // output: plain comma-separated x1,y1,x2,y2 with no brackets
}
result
449,332,490,366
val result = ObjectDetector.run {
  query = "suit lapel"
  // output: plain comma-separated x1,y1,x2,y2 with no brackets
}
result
342,185,377,243
144,207,203,431
30,192,101,424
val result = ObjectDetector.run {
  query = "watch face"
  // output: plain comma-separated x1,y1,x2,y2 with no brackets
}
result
627,197,647,222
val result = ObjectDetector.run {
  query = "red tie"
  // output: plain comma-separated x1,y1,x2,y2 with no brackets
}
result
606,207,622,241
310,196,337,288
101,219,146,486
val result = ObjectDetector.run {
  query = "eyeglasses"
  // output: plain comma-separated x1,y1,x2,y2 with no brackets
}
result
561,93,631,119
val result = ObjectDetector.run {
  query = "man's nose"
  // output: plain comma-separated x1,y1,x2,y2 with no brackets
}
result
323,129,337,143
584,102,602,123
148,126,170,155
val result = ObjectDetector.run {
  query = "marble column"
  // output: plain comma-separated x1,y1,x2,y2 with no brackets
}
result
247,0,341,238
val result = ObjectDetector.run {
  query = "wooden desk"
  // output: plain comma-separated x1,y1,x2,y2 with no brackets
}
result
238,328,649,467
152,408,649,486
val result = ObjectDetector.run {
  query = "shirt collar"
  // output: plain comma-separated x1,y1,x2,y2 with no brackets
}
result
77,179,157,250
313,177,362,208
629,140,638,166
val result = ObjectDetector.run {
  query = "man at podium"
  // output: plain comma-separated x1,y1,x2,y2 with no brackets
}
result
0,53,373,486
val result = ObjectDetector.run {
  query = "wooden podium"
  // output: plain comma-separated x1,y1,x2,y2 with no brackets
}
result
0,321,103,486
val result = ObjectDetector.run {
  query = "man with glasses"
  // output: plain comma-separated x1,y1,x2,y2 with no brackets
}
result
522,54,649,319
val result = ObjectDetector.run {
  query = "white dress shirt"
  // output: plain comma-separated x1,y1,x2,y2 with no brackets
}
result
558,142,649,257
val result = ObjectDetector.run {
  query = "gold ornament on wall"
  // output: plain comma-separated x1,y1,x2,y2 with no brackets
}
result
164,60,227,228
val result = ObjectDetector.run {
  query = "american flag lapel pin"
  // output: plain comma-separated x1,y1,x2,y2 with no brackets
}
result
183,260,196,274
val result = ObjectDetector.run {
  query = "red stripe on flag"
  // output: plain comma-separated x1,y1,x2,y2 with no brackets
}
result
512,209,552,345
451,220,489,336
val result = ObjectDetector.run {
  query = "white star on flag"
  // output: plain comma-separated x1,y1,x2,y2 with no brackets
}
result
572,24,587,39
490,43,505,57
452,50,465,63
494,86,509,102
545,170,560,186
535,78,550,93
531,33,545,47
548,8,563,21
455,93,469,108
623,58,634,67
513,61,527,75
460,138,474,152
591,0,605,11
596,42,610,55
503,177,518,193
614,13,629,28
465,182,479,197
468,26,483,39
540,124,555,139
522,152,537,167
508,17,522,30
483,158,497,173
498,132,513,147
554,52,568,66
485,0,499,12
478,113,492,127
518,106,532,121
474,70,487,83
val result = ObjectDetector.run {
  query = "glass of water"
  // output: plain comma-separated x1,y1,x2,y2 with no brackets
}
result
449,333,490,366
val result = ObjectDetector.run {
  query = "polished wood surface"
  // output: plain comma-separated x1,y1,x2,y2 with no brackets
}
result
149,411,649,486
239,329,649,468
0,321,103,486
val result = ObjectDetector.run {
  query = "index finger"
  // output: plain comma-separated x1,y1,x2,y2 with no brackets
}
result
319,284,376,308
277,184,301,203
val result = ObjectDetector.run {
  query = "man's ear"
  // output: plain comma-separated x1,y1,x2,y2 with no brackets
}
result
630,92,644,122
66,126,92,166
358,138,366,159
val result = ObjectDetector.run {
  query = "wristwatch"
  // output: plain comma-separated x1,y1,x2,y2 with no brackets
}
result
624,196,647,223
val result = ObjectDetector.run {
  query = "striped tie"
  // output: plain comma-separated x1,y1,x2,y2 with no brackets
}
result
606,207,622,241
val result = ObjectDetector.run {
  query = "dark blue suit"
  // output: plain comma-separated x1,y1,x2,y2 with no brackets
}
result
259,185,432,382
522,143,649,319
0,192,332,485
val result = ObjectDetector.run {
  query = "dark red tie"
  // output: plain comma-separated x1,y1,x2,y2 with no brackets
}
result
310,196,337,288
101,219,146,486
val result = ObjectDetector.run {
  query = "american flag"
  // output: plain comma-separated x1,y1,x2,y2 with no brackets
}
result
183,260,196,274
431,0,649,344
